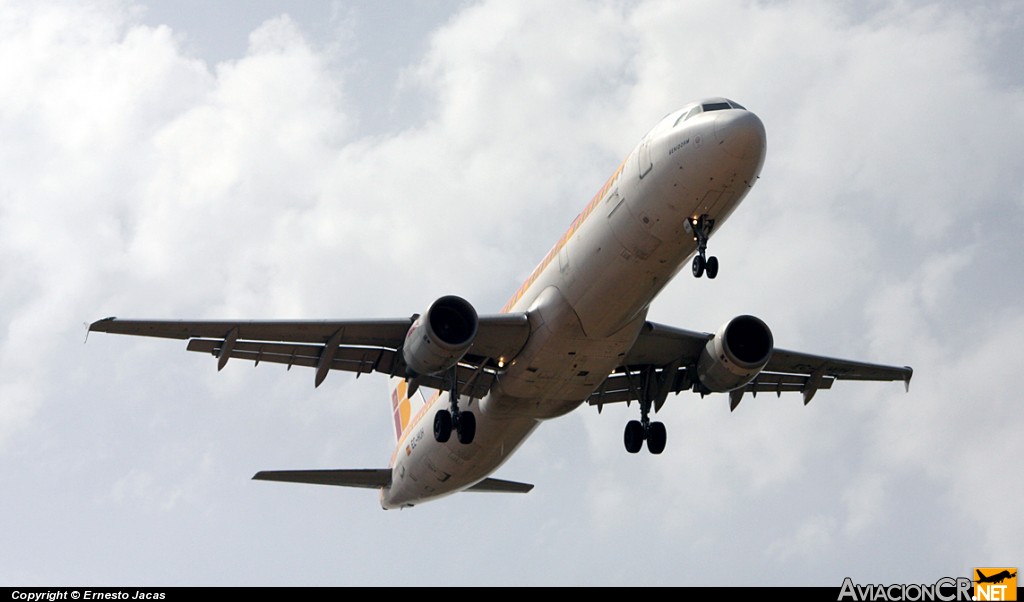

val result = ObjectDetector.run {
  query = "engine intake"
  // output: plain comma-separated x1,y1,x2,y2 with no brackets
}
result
402,295,479,376
696,315,773,392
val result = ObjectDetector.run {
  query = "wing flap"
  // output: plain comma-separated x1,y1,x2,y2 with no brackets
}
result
745,372,835,394
186,339,398,375
184,339,496,398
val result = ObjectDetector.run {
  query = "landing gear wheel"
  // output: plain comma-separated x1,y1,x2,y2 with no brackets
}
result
705,256,719,279
433,410,452,443
456,411,476,445
624,420,644,454
692,255,706,278
647,422,667,454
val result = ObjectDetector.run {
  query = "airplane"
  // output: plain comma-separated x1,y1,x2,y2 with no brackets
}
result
976,570,1016,584
90,97,913,509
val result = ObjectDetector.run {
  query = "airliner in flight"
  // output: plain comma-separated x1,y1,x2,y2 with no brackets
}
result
91,97,912,509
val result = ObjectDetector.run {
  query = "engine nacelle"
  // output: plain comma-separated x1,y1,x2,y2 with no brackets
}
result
402,295,479,376
696,315,773,393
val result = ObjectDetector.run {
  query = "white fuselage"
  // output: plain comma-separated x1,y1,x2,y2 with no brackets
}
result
382,101,767,508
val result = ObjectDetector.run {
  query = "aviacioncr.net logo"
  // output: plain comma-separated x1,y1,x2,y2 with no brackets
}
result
972,568,1017,602
838,577,973,601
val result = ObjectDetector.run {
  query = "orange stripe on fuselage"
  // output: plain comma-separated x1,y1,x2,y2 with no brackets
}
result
500,157,628,313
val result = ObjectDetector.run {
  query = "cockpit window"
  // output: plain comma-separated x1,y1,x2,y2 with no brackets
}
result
729,101,746,110
673,105,703,127
701,102,732,112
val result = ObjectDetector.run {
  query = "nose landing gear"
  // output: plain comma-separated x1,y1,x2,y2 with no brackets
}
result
689,214,718,279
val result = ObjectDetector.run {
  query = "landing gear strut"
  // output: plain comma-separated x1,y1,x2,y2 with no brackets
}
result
622,368,668,454
623,400,667,454
690,214,718,279
433,368,475,445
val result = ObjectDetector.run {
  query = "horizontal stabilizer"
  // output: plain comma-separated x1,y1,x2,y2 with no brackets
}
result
253,469,391,489
253,469,533,495
465,477,534,493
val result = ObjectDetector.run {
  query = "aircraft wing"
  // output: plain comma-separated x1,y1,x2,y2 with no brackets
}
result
588,320,912,411
88,314,531,397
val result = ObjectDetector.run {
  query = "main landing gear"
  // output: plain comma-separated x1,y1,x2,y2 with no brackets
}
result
433,369,476,445
623,387,667,455
690,214,719,279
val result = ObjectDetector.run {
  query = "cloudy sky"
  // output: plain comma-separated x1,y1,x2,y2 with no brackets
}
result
1,0,1022,586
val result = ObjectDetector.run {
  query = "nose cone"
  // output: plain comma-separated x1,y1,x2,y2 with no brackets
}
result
713,110,766,161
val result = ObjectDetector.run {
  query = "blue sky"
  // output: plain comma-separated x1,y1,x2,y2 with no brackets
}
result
0,0,1021,586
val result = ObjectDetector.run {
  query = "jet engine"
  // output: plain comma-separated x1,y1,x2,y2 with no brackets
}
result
696,315,773,392
402,295,479,376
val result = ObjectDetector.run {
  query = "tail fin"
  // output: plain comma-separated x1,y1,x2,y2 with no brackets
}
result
389,376,428,441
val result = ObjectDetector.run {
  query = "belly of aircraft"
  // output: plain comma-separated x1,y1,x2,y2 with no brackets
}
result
383,410,539,508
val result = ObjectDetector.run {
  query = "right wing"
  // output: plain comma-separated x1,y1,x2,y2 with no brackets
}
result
88,314,531,398
588,320,912,411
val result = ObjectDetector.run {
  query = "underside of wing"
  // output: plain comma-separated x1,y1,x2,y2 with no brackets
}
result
589,319,912,412
89,311,531,398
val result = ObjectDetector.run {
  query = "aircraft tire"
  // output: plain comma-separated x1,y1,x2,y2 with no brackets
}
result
457,411,476,445
624,420,644,454
647,422,667,454
705,256,719,279
692,255,705,278
434,410,452,443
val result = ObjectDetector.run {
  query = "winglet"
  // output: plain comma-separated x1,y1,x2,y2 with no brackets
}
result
903,367,913,392
88,316,118,332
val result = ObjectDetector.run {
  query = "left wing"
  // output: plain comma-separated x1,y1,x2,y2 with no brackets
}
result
588,320,912,412
88,314,531,398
